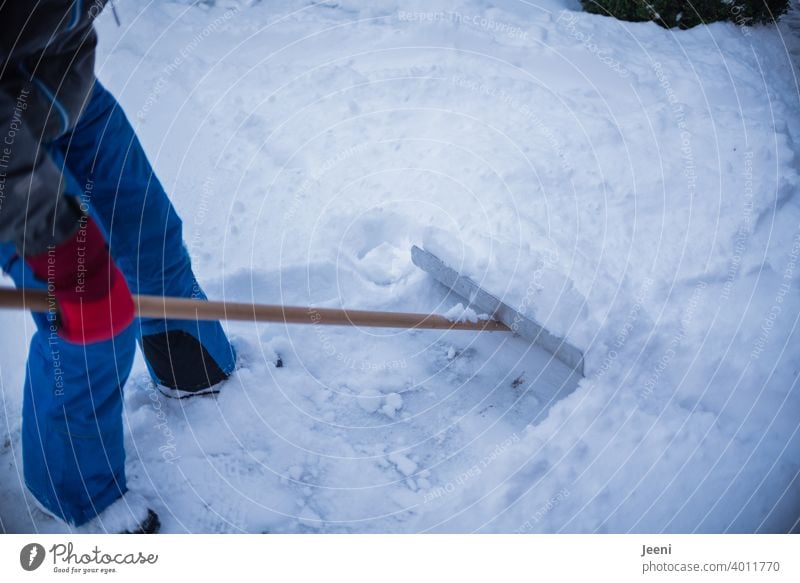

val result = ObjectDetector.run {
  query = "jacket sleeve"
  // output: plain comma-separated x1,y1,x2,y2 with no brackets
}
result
0,81,82,256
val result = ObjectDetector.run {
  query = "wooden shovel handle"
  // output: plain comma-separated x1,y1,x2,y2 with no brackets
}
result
0,287,510,333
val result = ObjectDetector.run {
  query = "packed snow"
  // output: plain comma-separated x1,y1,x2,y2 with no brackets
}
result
1,0,799,533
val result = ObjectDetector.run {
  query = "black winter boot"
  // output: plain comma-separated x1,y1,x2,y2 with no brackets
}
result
122,510,161,534
77,493,160,534
142,329,231,398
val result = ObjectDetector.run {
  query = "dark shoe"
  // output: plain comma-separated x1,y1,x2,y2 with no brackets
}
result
123,509,160,534
142,329,231,398
76,493,160,534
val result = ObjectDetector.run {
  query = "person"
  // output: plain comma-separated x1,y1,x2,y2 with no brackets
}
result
0,1,237,533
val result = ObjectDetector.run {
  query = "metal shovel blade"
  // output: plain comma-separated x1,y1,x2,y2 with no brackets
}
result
411,245,585,377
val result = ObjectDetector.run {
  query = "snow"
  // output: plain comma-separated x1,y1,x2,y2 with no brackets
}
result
1,0,799,533
443,303,482,323
388,451,419,477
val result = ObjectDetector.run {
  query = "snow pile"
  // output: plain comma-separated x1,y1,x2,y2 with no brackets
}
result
1,0,798,533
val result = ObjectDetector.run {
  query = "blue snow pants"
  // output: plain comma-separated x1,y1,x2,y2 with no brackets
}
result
0,81,236,526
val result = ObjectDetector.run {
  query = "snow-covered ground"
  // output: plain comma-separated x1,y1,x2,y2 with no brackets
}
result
1,0,799,533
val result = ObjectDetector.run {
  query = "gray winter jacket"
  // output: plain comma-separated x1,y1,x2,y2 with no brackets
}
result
0,0,106,256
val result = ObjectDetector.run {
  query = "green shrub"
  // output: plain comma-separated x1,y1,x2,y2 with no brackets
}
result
580,0,789,29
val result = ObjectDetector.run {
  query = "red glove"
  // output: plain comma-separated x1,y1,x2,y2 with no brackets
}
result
25,217,135,344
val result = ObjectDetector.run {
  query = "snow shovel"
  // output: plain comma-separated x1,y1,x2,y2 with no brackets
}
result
0,249,584,376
